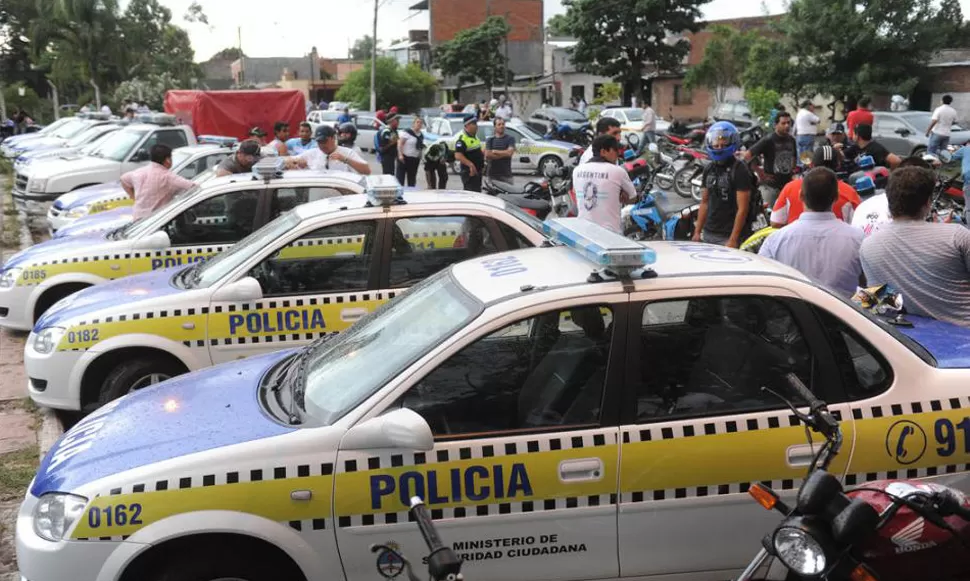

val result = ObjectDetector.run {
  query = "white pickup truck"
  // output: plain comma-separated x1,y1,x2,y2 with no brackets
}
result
12,118,197,204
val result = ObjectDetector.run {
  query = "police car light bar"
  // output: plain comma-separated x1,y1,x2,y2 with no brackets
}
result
198,135,239,147
364,174,405,206
542,217,656,275
77,112,112,121
252,157,285,180
134,113,177,126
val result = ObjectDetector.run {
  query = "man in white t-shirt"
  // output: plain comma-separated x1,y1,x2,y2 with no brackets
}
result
851,192,890,237
573,134,637,234
794,100,820,165
284,125,371,174
926,94,959,157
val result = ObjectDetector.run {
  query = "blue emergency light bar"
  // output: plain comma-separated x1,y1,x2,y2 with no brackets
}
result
542,218,656,274
252,157,285,180
198,135,239,147
364,174,405,206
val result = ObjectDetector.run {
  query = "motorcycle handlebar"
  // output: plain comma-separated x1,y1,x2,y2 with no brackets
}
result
785,372,822,409
409,497,463,581
410,497,444,552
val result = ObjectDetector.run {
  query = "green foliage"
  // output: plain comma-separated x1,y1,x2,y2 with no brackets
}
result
335,58,437,112
685,25,757,104
113,73,181,110
210,47,245,61
586,82,622,120
744,86,781,126
546,13,574,37
432,16,511,91
562,0,707,101
3,83,51,122
183,1,208,25
349,36,379,61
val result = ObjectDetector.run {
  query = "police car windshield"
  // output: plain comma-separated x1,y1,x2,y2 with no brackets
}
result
90,129,149,162
118,184,205,239
185,212,302,289
302,272,482,424
66,125,107,147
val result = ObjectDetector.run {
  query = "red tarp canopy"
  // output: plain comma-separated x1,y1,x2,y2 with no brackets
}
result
164,89,306,141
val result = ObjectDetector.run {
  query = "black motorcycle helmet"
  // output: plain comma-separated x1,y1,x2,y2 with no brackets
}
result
337,122,357,147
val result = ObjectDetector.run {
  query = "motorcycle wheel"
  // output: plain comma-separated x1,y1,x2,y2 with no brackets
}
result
691,182,704,202
653,164,675,191
673,165,698,199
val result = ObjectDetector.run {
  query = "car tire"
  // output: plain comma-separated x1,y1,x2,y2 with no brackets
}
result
912,146,927,158
145,543,298,581
538,155,563,177
98,355,183,405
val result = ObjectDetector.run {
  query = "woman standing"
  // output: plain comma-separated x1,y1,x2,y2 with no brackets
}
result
396,117,425,187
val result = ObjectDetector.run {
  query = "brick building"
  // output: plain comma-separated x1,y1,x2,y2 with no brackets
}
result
922,49,970,119
410,0,544,76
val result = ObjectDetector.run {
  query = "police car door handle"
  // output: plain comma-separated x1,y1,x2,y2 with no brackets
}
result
559,458,603,482
182,322,195,330
340,307,368,323
786,444,817,467
290,490,312,501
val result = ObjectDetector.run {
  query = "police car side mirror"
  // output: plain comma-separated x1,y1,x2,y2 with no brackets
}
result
211,276,263,303
341,408,434,452
133,230,170,250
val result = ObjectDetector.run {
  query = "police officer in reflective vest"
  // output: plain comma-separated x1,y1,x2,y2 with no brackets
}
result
454,115,484,192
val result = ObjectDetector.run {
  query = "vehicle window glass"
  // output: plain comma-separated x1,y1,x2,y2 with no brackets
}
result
163,189,261,246
396,305,614,437
205,153,229,170
504,129,522,144
389,216,499,287
130,132,158,162
496,220,532,249
636,296,814,421
814,308,892,400
356,118,375,131
875,116,907,135
533,112,548,122
156,130,188,150
177,161,202,179
249,220,376,296
269,186,353,220
92,130,149,162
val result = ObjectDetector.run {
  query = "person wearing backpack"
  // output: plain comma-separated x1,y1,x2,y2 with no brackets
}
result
692,122,758,248
396,117,425,186
377,114,400,177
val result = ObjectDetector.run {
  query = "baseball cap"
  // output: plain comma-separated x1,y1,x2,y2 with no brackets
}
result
248,126,267,137
238,139,262,157
314,125,337,141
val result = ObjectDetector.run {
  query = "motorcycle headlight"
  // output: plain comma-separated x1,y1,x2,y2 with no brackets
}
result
28,178,48,193
773,523,827,576
33,327,66,354
33,492,89,541
66,206,90,218
0,267,23,288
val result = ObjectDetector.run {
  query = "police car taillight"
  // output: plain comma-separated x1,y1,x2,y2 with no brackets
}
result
252,157,285,180
365,175,405,206
542,217,656,276
198,135,239,147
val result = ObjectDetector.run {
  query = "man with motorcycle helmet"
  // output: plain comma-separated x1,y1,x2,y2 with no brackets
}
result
337,122,359,151
693,121,757,247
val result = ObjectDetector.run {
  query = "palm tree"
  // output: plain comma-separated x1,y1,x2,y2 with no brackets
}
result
31,0,122,88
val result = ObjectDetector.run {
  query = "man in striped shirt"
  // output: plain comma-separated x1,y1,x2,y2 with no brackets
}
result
860,167,970,327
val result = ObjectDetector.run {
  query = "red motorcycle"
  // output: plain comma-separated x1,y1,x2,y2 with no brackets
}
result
737,373,970,581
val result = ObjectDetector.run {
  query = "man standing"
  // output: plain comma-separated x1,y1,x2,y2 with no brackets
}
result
454,115,484,192
760,167,864,296
337,107,352,124
693,122,754,248
794,100,820,164
120,144,196,220
641,102,657,146
860,167,970,327
377,114,400,177
846,97,874,141
845,124,902,169
578,97,587,115
286,122,314,155
495,99,512,121
285,125,370,174
485,117,516,184
926,95,958,157
745,111,796,207
267,121,290,156
580,117,622,164
771,145,861,227
573,135,637,234
215,140,262,176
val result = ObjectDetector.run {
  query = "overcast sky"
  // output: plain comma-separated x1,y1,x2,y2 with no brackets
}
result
160,0,970,62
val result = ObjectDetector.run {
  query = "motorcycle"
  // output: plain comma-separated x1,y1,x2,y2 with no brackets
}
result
736,373,970,581
544,122,594,147
673,150,711,200
484,176,561,220
371,497,464,581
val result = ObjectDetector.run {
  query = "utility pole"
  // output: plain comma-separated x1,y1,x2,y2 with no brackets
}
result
370,0,378,111
238,26,246,87
504,11,510,99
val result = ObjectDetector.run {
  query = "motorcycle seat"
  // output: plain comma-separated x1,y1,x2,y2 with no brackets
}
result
490,181,532,195
498,194,550,211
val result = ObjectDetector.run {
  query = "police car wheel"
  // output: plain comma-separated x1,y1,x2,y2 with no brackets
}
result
538,155,563,177
99,356,184,405
146,543,296,581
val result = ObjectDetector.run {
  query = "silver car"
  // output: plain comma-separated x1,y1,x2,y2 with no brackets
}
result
435,120,583,176
872,110,970,157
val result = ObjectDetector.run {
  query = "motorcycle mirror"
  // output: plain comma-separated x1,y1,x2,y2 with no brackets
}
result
796,471,847,516
648,143,659,153
831,498,881,546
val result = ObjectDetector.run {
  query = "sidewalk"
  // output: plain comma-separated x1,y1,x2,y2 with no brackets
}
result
0,173,63,580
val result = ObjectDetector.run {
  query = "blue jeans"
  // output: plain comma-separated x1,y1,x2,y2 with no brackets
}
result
928,133,950,157
796,135,815,166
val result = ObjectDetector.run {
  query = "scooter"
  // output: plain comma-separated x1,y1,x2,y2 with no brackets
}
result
736,373,970,581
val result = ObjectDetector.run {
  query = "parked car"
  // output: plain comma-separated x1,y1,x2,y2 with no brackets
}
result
525,107,591,135
306,110,342,132
599,107,672,145
438,120,583,175
712,100,756,128
871,110,970,157
327,101,351,112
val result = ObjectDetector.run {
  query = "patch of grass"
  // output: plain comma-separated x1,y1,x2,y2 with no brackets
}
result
0,158,11,177
0,447,39,502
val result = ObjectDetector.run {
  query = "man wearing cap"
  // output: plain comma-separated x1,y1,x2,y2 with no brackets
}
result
248,126,268,145
215,139,263,177
377,114,400,177
284,125,370,175
454,115,484,192
770,145,861,227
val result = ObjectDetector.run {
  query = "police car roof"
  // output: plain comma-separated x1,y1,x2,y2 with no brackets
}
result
208,169,367,189
451,242,810,304
175,143,230,154
292,189,508,220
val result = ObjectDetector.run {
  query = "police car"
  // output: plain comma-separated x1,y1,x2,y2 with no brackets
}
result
0,167,374,332
17,219,970,581
440,121,583,176
23,185,549,412
46,140,238,233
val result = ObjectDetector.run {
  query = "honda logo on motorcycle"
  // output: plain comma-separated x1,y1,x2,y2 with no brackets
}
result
890,517,937,553
885,419,927,465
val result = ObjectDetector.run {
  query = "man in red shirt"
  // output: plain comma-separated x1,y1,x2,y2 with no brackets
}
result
771,145,861,227
846,97,874,141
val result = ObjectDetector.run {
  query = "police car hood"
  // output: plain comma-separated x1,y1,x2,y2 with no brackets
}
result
17,136,68,151
30,350,296,496
54,208,133,239
897,315,970,369
53,181,123,210
2,231,109,270
35,267,187,331
24,154,116,178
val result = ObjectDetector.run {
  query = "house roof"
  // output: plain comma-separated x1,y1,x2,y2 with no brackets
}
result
929,49,970,67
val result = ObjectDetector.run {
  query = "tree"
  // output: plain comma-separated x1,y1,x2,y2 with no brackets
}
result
684,25,757,105
183,1,209,25
31,0,124,87
210,47,245,61
744,86,781,125
546,13,573,37
335,58,437,112
0,0,48,98
349,35,378,60
432,16,511,92
562,0,707,102
585,82,622,120
114,73,180,110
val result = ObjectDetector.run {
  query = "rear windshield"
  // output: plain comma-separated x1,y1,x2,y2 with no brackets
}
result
831,292,936,366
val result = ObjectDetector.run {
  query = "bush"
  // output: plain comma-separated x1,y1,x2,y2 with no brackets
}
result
744,87,781,127
335,58,437,112
3,83,54,124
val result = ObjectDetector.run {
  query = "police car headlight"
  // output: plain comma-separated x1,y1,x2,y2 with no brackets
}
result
773,522,827,576
33,493,89,542
0,267,23,289
29,178,48,193
34,327,66,354
66,206,90,218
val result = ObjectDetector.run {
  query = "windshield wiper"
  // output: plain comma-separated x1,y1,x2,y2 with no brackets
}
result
267,354,301,424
